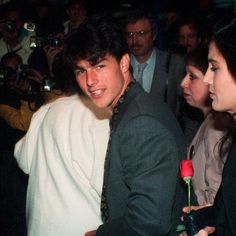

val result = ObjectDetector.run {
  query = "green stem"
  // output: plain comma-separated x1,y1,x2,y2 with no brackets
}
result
187,180,191,213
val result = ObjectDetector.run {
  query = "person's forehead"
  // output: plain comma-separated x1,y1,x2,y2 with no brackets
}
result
187,64,203,74
4,60,21,70
179,24,197,34
67,2,82,10
76,54,116,66
5,10,21,21
126,18,151,31
209,42,222,60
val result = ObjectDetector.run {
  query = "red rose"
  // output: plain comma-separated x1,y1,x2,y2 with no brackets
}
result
180,160,194,179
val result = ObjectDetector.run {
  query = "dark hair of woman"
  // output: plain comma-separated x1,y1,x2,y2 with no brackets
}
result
212,17,236,157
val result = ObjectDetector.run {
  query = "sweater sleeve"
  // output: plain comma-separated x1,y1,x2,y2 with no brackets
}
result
0,100,34,131
14,103,50,173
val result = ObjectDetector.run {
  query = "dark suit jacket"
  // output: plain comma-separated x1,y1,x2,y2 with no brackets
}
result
96,83,186,236
214,138,236,235
191,138,236,236
150,50,185,117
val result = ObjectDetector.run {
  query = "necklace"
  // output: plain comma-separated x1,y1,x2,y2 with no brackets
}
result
110,80,135,129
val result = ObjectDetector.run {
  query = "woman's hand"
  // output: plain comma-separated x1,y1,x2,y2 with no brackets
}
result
196,227,215,235
183,204,212,213
182,205,215,235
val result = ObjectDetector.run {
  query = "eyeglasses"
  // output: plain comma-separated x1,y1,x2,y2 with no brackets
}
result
125,30,151,38
178,33,197,41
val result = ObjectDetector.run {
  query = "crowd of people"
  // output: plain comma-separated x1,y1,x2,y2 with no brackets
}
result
1,0,236,235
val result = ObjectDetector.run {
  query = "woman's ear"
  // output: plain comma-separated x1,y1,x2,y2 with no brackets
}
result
120,53,130,73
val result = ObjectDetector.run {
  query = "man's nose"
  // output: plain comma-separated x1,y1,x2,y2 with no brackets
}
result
132,34,140,43
182,37,189,46
128,34,139,45
87,70,98,86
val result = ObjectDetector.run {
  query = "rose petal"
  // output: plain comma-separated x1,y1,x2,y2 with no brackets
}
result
180,160,194,178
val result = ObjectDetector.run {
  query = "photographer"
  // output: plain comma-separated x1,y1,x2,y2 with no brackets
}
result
28,13,67,82
0,52,33,131
27,20,70,101
0,52,28,236
0,51,63,132
0,2,35,64
0,49,65,235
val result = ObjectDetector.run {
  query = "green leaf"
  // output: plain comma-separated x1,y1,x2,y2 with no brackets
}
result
176,224,186,232
183,176,191,184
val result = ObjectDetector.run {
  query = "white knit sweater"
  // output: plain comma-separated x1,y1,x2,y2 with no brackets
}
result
14,95,110,236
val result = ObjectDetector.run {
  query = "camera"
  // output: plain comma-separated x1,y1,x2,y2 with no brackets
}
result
5,21,16,32
24,22,36,32
30,36,47,49
47,35,62,47
17,66,54,92
15,65,54,92
0,66,17,86
0,64,30,87
0,20,16,33
41,79,54,92
16,64,30,84
30,35,62,49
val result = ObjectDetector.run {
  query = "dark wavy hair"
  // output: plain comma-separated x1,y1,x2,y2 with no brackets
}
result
64,13,130,69
213,18,236,81
185,45,209,74
212,17,236,156
122,9,157,33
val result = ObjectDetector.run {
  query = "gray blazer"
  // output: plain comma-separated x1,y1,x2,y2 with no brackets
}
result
96,82,187,236
150,49,185,117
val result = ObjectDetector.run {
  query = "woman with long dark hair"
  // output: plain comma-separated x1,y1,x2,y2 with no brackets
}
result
183,17,236,236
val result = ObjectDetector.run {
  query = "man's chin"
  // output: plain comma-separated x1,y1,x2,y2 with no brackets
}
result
90,98,107,108
131,49,143,56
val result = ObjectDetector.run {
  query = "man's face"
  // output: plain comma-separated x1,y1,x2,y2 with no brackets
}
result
3,57,21,83
178,24,201,53
125,19,156,60
67,2,86,24
2,57,30,93
74,54,131,110
0,10,23,45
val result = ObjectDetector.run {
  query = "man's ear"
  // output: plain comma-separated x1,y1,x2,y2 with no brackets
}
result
120,53,130,73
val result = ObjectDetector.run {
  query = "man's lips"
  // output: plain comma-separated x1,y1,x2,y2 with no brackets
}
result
131,45,142,50
89,88,105,98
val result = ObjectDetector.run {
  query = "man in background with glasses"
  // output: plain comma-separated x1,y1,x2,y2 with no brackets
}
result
123,9,185,118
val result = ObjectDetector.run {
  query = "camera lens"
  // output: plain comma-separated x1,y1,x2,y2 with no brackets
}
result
4,21,16,32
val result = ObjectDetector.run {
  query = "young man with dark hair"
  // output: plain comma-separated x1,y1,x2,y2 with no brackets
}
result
65,14,186,236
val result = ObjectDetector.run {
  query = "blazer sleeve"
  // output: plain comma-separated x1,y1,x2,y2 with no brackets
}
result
96,115,180,236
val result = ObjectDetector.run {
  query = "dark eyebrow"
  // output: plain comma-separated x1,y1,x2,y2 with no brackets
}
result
96,57,107,64
208,58,218,64
73,65,85,71
73,57,108,69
